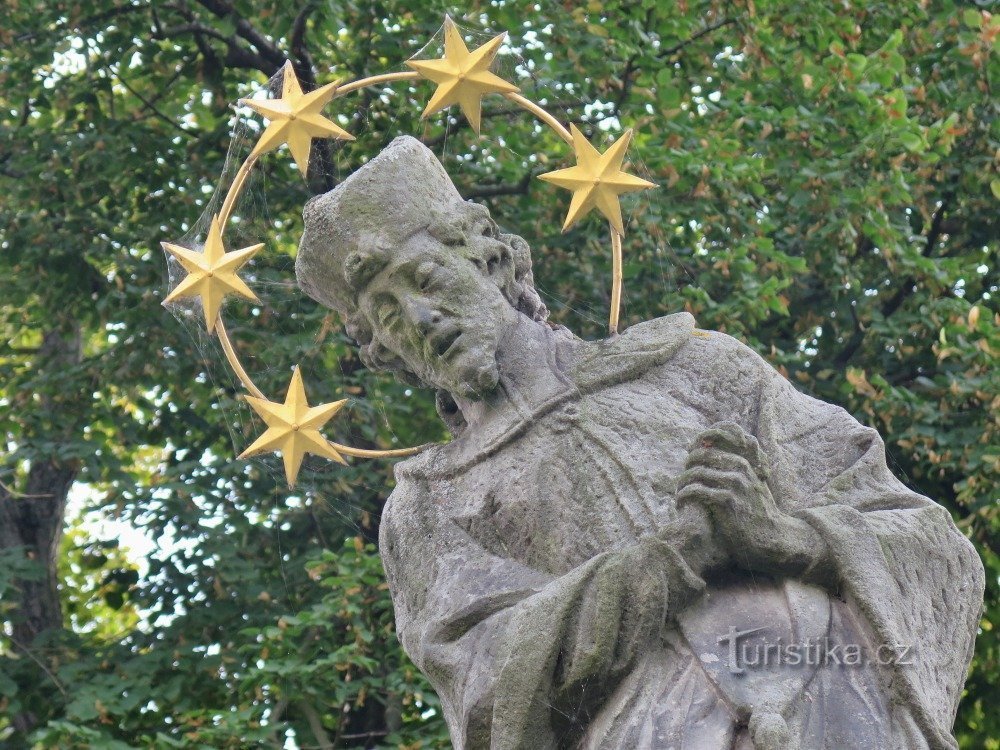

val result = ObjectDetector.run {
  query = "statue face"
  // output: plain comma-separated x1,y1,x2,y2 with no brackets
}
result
355,215,518,399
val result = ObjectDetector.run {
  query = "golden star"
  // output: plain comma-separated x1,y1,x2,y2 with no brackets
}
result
406,16,519,134
162,215,262,332
238,367,348,488
538,124,656,236
240,60,354,178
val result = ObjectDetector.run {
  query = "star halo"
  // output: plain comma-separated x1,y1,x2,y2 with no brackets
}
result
161,15,657,488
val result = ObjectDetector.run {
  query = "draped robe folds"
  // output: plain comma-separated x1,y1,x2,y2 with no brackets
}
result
378,312,984,750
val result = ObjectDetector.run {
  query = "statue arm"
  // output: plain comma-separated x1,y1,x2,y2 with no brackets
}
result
380,474,699,749
664,328,982,596
747,348,984,745
675,334,952,582
669,335,982,746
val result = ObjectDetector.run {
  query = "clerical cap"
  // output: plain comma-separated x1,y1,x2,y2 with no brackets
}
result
296,135,464,317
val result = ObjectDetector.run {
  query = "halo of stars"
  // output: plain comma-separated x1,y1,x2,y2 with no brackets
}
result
162,15,656,488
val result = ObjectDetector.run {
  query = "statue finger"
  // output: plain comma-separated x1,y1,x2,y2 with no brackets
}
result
685,446,757,478
695,422,767,475
678,466,751,495
676,481,736,510
694,422,749,453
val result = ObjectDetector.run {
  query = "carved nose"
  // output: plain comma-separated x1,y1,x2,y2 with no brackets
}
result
403,298,441,335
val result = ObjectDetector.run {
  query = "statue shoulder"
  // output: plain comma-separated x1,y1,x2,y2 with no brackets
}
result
666,321,777,375
570,312,773,391
384,443,459,520
570,312,694,389
380,455,439,554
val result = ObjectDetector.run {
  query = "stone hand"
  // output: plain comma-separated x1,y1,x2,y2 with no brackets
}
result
676,421,825,575
603,538,671,667
555,536,689,720
557,536,670,690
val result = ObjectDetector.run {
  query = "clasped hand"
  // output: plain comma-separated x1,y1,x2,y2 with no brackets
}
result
676,421,822,574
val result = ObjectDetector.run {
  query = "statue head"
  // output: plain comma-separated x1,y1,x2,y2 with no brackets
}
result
296,136,548,402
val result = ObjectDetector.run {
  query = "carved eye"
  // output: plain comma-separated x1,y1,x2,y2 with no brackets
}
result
433,220,465,247
486,253,501,275
375,299,398,327
416,262,437,292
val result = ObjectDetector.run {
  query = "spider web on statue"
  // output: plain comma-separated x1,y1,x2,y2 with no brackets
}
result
159,16,683,744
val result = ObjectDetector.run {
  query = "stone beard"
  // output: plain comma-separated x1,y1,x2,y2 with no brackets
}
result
296,137,984,750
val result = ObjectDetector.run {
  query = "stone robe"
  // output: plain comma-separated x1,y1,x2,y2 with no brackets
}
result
379,312,984,749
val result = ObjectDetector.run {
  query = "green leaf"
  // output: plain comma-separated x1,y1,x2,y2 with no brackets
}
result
899,131,924,152
660,85,681,109
885,51,906,75
846,53,868,74
881,29,904,51
962,9,982,29
885,89,908,118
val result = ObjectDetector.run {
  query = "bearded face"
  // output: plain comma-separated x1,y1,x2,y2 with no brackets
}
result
295,137,549,403
350,204,524,400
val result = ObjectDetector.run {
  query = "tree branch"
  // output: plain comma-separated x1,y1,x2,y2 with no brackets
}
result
298,700,334,750
157,21,232,46
878,196,951,321
222,44,277,76
462,170,535,200
14,2,151,43
657,17,736,58
0,479,51,499
612,54,640,117
6,634,68,699
420,99,585,148
833,197,952,367
152,8,275,76
192,0,286,68
0,327,82,739
290,2,319,85
104,65,197,138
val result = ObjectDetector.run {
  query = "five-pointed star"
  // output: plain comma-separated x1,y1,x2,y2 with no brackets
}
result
406,16,519,134
162,215,262,332
538,124,656,236
240,60,354,178
239,367,348,488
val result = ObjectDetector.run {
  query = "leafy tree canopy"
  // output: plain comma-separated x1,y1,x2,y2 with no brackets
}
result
0,1,996,747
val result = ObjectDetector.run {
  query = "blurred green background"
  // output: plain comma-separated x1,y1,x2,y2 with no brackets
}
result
0,1,996,747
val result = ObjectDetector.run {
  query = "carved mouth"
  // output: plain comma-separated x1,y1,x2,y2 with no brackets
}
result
431,328,462,359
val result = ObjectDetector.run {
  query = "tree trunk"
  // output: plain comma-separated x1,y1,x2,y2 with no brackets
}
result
0,460,76,644
0,325,82,732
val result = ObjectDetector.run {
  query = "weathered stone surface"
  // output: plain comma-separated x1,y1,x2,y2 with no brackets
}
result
297,136,985,750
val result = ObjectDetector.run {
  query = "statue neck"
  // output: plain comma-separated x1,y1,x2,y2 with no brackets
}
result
452,315,574,429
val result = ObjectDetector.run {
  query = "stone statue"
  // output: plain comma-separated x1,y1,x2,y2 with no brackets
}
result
295,136,984,750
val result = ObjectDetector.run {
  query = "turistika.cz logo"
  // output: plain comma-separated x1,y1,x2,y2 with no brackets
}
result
715,626,915,675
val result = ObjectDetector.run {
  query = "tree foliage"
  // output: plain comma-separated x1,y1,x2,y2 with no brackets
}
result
0,1,996,747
